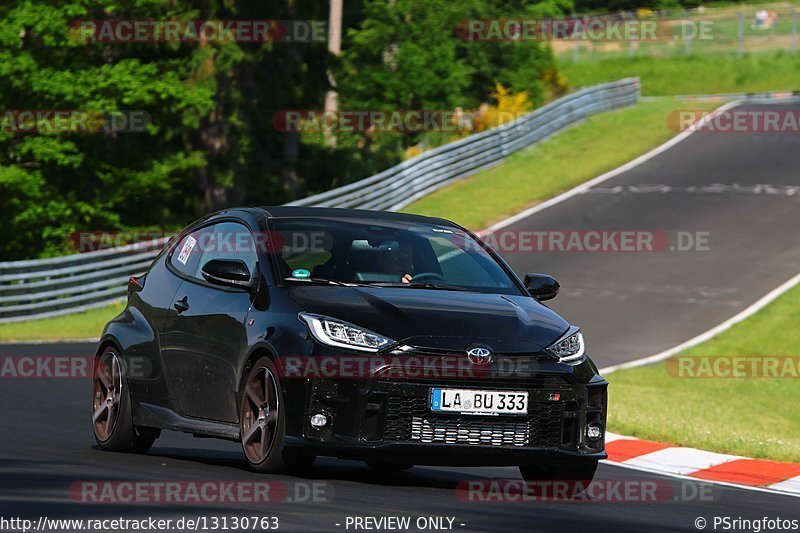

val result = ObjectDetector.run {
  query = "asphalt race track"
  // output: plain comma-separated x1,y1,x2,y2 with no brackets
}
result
1,102,799,532
501,102,800,366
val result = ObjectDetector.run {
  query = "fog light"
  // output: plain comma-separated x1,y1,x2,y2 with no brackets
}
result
310,413,328,429
587,424,602,441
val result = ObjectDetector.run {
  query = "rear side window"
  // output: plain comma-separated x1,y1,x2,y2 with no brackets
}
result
196,221,258,278
170,226,213,277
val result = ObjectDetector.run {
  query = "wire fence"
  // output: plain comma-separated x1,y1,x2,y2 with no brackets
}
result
554,2,799,61
0,78,641,323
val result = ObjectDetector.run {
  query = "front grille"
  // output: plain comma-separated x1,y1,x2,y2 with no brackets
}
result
380,346,571,391
379,373,573,391
410,416,530,446
383,395,565,448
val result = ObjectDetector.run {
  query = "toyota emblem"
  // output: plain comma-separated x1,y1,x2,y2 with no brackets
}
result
466,346,493,366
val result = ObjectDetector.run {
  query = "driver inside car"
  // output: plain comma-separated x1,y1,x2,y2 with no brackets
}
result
374,245,414,283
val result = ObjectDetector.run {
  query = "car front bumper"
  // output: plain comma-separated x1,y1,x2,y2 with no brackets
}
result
281,349,608,466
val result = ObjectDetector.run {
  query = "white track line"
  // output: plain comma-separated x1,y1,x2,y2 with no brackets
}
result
0,338,99,346
621,447,742,476
600,270,800,374
484,100,743,233
770,476,800,494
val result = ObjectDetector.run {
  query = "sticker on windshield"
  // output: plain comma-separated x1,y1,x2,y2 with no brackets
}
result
432,228,453,234
176,235,196,265
291,268,311,279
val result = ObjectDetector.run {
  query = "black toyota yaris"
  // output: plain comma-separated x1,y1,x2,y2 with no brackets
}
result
92,206,607,481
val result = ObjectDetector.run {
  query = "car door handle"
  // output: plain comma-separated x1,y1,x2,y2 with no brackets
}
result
173,296,189,314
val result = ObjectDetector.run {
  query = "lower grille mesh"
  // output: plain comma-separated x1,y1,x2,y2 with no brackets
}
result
384,396,565,448
410,416,530,446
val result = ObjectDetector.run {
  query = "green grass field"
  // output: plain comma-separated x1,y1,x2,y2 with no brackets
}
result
608,283,800,462
0,303,124,343
559,51,800,96
404,98,719,230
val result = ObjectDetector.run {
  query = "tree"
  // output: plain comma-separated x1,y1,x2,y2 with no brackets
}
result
0,0,217,258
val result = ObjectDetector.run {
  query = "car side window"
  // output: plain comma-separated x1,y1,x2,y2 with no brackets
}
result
169,225,213,277
195,221,259,281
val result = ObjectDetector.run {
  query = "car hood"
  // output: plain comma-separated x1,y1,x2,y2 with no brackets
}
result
286,286,570,353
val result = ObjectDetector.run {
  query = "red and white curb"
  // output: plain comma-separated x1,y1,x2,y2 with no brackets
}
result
603,433,800,497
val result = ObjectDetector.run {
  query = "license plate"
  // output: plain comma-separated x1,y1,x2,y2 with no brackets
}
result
430,388,528,415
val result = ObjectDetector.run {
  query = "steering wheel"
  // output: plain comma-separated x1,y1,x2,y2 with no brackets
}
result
411,272,447,282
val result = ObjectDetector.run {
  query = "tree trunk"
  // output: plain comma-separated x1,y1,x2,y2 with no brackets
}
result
324,0,343,147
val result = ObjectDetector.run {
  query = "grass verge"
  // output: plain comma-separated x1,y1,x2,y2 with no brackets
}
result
403,98,719,230
558,51,800,96
608,283,800,463
0,302,124,343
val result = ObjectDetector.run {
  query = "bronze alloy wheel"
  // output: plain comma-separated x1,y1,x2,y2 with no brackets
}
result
241,365,280,464
92,350,123,441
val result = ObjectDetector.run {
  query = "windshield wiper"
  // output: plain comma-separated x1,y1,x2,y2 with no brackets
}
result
368,281,470,292
283,277,373,288
284,278,470,292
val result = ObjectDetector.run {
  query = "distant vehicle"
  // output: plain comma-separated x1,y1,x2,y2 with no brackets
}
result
92,207,607,482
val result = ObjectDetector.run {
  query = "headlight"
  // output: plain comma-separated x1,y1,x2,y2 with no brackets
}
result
298,313,394,352
546,326,586,364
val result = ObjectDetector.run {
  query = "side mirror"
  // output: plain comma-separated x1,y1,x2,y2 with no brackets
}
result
524,273,560,301
201,259,257,291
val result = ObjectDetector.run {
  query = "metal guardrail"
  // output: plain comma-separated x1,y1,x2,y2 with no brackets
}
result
288,78,640,211
0,238,170,323
0,78,639,324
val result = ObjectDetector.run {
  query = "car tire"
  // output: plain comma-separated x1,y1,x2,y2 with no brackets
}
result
92,347,158,453
240,357,290,474
365,461,413,472
519,459,598,484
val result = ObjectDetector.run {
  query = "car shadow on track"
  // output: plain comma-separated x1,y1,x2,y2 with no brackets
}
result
140,446,512,489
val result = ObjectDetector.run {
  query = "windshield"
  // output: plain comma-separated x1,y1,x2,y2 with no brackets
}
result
266,217,522,295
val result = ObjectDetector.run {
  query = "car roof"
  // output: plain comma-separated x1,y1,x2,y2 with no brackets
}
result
252,206,458,227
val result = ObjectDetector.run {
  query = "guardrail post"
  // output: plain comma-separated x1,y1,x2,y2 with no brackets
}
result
684,15,692,56
737,11,744,58
628,27,635,57
498,126,508,160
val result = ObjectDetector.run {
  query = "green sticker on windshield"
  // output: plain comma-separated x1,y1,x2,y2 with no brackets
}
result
291,268,311,279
